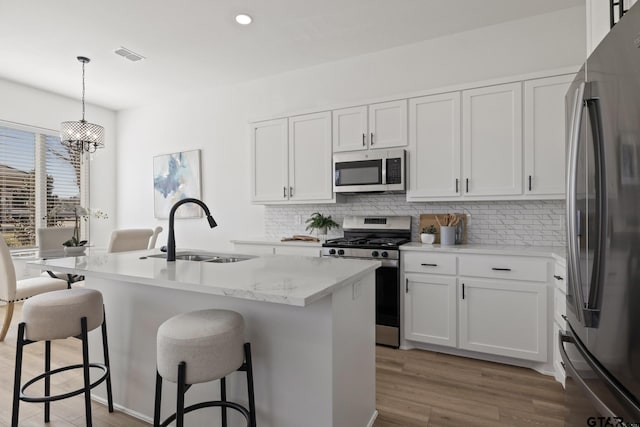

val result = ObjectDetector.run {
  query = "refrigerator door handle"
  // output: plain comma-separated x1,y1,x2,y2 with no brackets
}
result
566,82,586,323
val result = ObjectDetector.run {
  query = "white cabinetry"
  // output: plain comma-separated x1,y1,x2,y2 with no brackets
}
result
524,75,573,197
462,83,522,196
251,112,334,204
552,260,567,385
332,100,407,152
233,241,321,257
407,93,461,200
251,118,288,203
403,249,550,364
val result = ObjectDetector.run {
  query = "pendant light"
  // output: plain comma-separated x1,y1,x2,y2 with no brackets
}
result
60,56,104,153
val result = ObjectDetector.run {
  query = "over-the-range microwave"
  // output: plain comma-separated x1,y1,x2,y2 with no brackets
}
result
333,149,406,193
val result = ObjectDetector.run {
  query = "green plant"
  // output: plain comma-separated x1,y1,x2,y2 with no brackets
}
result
305,212,339,233
421,225,437,234
45,206,108,247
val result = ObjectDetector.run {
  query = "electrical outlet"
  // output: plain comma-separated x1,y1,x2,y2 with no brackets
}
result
294,215,302,225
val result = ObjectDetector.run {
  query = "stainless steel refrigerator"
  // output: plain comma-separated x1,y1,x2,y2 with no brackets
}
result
562,3,640,425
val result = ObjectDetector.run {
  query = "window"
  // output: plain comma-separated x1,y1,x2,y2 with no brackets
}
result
0,122,87,248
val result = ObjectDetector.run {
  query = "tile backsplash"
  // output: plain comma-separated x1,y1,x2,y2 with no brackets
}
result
264,195,566,247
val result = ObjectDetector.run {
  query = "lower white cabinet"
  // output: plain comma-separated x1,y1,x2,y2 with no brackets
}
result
458,278,548,362
233,241,320,257
404,273,457,347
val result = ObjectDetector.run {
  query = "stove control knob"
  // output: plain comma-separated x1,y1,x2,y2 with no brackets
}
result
329,249,336,255
371,251,379,257
381,251,389,258
337,249,345,256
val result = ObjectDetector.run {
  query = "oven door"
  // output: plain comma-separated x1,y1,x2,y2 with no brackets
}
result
375,264,400,348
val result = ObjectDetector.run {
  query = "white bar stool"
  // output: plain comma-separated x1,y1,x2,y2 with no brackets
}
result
11,288,114,427
153,309,256,427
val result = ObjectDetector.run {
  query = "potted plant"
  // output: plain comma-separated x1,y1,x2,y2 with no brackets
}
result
305,212,339,236
45,206,108,255
420,225,437,244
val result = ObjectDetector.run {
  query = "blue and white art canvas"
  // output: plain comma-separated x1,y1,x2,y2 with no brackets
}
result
153,150,202,219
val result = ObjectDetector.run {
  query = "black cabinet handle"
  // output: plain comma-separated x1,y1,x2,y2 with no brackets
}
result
283,186,287,198
289,186,293,197
405,278,409,293
466,178,469,193
528,175,532,191
492,267,512,271
455,178,459,193
370,132,374,146
421,263,438,267
462,283,465,299
362,133,365,146
554,275,564,281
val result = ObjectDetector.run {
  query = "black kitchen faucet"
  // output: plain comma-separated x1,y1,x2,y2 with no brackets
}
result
166,198,217,261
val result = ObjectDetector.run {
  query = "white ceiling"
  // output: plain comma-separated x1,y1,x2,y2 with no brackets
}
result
0,0,583,111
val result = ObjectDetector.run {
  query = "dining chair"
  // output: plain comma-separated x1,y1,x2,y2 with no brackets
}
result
0,236,68,341
36,227,77,283
107,227,162,253
148,226,163,249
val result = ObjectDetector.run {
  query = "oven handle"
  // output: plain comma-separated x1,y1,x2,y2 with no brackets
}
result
322,255,398,268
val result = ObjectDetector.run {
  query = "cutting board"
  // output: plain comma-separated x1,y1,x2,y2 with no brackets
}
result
419,214,468,244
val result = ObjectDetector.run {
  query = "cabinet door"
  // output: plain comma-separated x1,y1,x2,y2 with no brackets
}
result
407,93,461,200
289,111,333,202
524,75,573,197
462,83,522,196
233,243,275,256
332,106,368,152
369,100,408,149
404,273,457,347
459,278,547,361
251,119,289,202
274,245,321,257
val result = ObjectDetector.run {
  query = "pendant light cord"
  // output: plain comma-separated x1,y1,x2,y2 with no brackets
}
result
81,60,86,122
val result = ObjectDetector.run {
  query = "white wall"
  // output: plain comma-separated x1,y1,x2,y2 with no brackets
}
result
116,6,585,252
0,78,117,248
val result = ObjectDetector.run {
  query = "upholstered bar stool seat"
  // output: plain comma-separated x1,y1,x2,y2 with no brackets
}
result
154,309,256,427
12,288,114,427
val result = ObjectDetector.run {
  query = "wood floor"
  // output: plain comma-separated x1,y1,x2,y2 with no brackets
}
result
1,303,565,426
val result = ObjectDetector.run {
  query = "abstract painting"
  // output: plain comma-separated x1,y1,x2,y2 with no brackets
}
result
153,149,202,218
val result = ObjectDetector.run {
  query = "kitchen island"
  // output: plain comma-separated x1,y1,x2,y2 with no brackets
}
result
29,250,380,427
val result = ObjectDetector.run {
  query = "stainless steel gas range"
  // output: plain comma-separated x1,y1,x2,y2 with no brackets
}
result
321,215,411,348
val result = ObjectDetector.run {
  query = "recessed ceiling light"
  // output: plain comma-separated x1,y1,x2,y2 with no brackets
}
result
235,14,252,25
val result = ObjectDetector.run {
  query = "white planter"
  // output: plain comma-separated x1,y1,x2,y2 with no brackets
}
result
420,233,435,244
63,246,86,256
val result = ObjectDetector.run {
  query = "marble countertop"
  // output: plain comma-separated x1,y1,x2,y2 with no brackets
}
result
27,249,380,307
401,242,566,262
231,237,323,247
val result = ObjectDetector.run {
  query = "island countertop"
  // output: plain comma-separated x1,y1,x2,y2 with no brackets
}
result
27,250,380,307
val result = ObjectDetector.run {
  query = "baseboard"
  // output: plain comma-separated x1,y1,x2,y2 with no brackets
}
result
367,410,379,427
91,394,152,424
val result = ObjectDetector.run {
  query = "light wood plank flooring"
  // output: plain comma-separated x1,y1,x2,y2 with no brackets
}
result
1,303,565,426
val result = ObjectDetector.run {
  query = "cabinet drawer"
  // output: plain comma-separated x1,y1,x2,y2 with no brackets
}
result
554,287,567,326
459,255,548,282
403,252,457,275
553,262,567,293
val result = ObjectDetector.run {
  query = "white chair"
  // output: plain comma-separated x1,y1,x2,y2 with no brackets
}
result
37,227,75,257
0,236,68,341
107,227,162,253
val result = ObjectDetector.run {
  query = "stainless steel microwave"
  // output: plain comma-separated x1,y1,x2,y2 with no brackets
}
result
333,149,406,193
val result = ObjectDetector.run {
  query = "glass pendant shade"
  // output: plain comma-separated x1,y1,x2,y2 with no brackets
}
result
60,119,105,152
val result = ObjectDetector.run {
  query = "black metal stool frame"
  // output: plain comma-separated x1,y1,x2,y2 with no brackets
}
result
11,308,114,427
154,342,257,427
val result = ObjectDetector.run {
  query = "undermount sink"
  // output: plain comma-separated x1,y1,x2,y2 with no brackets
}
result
146,252,254,263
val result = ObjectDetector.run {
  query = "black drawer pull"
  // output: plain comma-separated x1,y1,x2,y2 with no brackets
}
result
553,275,564,280
462,283,465,299
421,263,438,267
492,267,512,271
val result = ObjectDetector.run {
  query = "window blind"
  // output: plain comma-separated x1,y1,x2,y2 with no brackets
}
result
44,135,82,229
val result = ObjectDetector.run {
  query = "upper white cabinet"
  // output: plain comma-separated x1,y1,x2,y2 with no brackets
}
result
462,83,523,196
407,93,461,200
332,100,407,152
523,75,573,197
251,118,288,203
251,112,334,204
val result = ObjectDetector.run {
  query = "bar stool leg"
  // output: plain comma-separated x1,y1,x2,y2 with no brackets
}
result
244,343,257,427
11,323,25,427
153,371,163,427
80,317,93,427
220,376,227,427
44,340,51,422
176,361,186,427
101,308,114,412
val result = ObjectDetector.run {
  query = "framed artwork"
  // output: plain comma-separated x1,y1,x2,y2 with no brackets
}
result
153,149,202,218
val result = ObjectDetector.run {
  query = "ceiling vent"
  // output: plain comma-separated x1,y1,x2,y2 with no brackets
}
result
114,47,145,62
